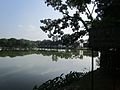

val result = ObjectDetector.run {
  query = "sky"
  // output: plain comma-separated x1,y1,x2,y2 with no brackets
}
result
0,0,62,40
0,0,96,41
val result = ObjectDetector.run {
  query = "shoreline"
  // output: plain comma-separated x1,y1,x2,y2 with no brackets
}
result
58,69,120,90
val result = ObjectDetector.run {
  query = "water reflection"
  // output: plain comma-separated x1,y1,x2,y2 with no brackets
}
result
0,49,99,90
0,49,98,61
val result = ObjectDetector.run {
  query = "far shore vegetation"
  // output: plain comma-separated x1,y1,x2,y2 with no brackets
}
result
0,38,88,51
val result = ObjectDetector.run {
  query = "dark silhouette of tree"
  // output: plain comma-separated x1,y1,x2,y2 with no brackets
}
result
40,0,120,48
89,0,120,73
40,0,97,44
40,0,120,73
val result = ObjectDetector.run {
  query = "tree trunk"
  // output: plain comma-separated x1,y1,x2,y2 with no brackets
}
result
100,49,120,74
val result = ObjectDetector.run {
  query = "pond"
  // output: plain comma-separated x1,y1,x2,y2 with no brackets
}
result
0,49,99,90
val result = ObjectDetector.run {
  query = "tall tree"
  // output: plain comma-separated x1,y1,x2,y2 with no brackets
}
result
40,0,120,47
40,0,98,43
40,0,120,73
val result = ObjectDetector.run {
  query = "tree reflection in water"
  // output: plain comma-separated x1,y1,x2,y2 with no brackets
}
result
0,49,100,90
0,49,98,61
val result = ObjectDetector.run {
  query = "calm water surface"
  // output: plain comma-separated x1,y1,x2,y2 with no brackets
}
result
0,49,99,90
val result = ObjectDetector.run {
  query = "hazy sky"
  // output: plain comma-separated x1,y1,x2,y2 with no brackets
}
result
0,0,62,40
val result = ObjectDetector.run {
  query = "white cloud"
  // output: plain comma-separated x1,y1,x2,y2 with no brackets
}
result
18,24,23,28
28,25,36,29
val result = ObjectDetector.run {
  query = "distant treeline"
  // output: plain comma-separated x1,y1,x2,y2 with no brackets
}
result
0,38,81,50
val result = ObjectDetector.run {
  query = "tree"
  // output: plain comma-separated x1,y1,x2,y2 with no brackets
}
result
40,0,120,48
0,38,8,50
40,0,120,73
7,38,17,50
40,0,98,44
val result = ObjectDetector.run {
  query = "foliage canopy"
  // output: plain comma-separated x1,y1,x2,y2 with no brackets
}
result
40,0,120,47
